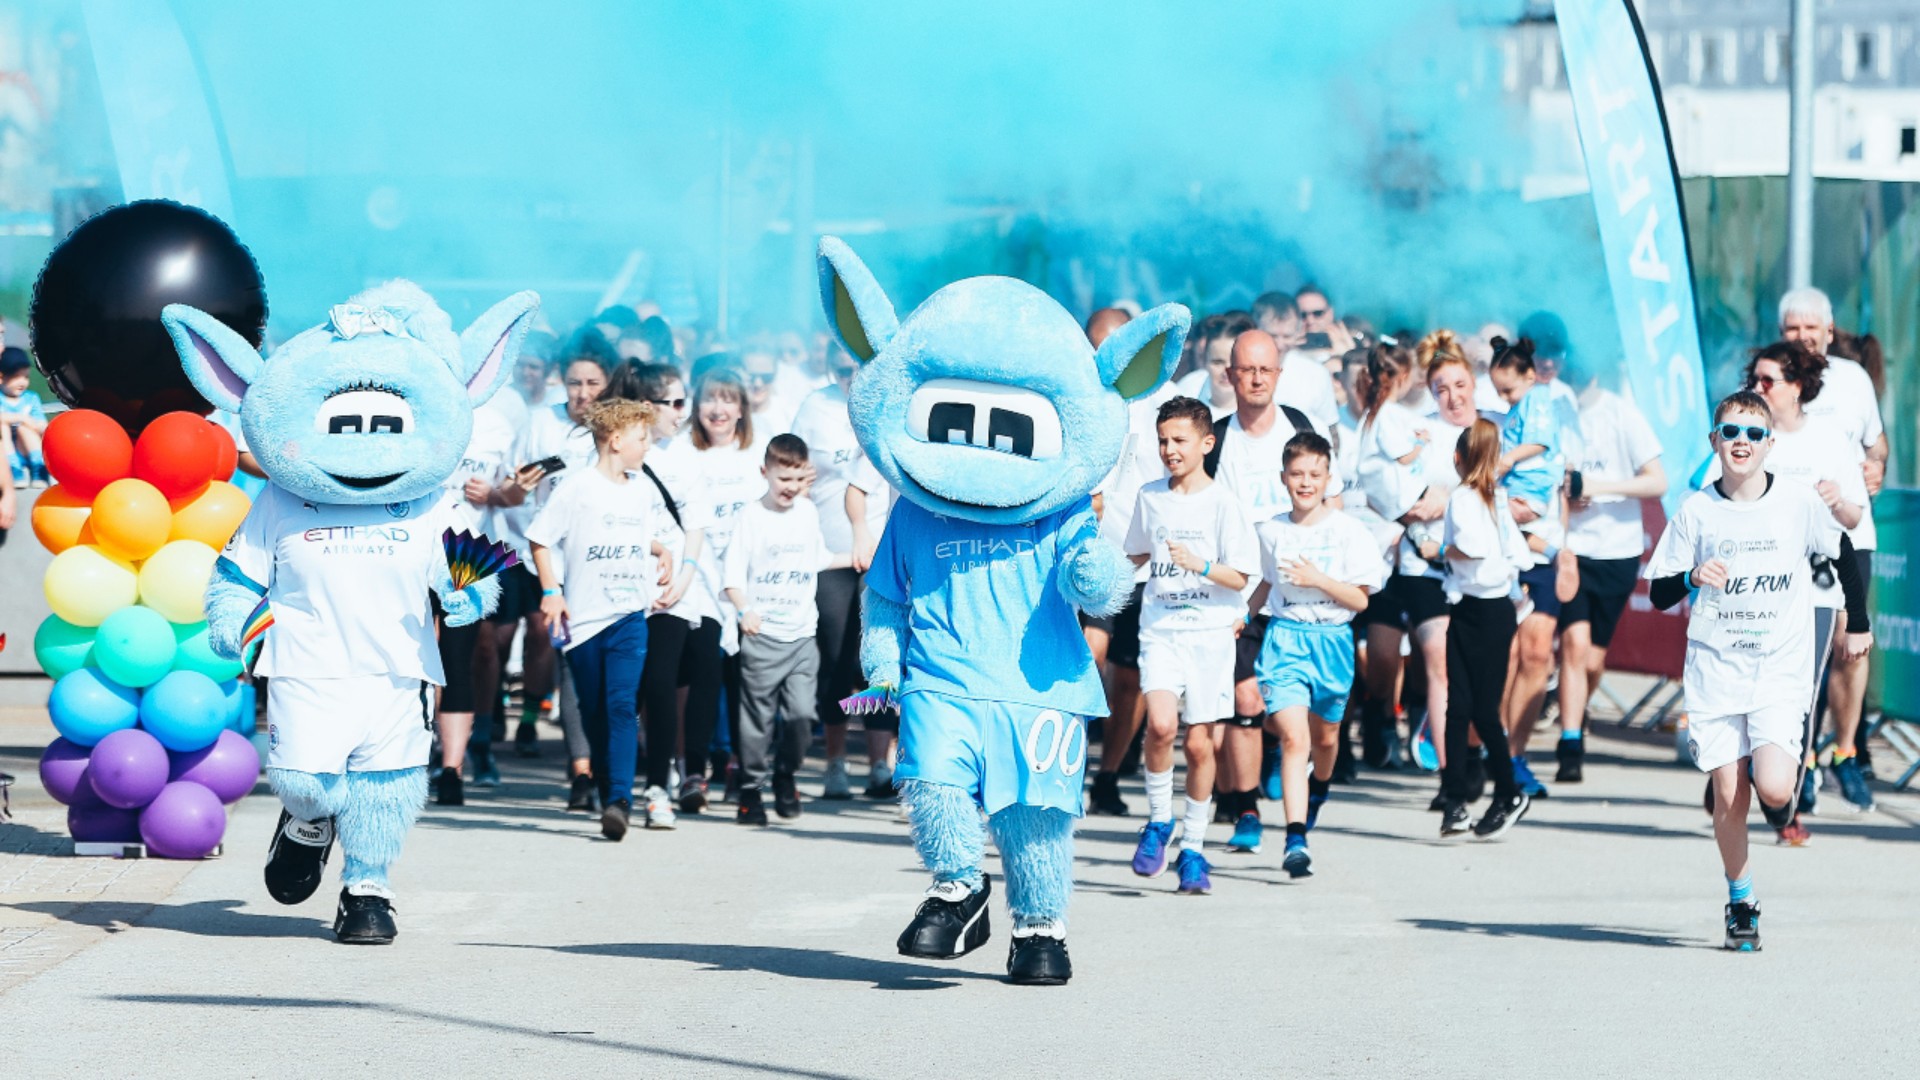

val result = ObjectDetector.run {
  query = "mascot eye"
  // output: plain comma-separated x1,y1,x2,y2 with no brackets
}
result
907,378,1063,460
316,389,415,436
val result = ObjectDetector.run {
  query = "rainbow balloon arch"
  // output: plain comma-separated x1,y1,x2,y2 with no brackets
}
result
30,407,261,858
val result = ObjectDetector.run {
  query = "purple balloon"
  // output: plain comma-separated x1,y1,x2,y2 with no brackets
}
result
167,729,261,804
139,781,226,859
87,728,172,809
38,737,93,806
68,801,142,843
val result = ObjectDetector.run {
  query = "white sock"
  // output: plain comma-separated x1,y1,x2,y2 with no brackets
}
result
1182,797,1212,853
1145,768,1175,823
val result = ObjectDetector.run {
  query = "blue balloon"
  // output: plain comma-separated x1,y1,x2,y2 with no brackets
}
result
48,668,142,747
138,670,229,753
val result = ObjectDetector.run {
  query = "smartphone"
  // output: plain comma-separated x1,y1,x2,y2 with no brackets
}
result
1567,470,1585,502
526,455,567,477
1303,331,1333,349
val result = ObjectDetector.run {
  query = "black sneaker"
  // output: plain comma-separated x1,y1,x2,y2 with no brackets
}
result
1007,928,1072,986
863,772,899,801
567,774,596,812
435,767,464,807
1428,790,1448,813
601,799,631,841
513,722,540,758
264,810,336,905
772,771,802,819
897,874,992,959
333,888,397,945
1472,791,1531,840
1087,773,1129,816
1439,803,1471,837
677,775,709,814
1554,734,1585,783
1724,899,1762,952
736,788,769,826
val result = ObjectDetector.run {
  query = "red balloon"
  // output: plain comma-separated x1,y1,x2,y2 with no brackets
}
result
43,409,134,499
131,412,221,500
208,423,238,482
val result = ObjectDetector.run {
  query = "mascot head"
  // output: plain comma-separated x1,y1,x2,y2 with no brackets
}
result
162,280,539,505
818,237,1188,525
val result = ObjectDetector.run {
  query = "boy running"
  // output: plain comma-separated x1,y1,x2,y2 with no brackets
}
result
1250,432,1386,878
1123,397,1259,895
1646,391,1870,951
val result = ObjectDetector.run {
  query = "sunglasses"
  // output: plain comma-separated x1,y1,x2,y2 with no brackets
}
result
1748,374,1787,391
1714,423,1771,443
650,396,688,409
1298,307,1329,319
746,372,775,386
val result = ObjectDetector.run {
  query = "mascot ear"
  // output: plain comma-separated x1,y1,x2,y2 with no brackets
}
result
1094,303,1190,401
459,291,541,405
160,304,264,413
816,236,897,363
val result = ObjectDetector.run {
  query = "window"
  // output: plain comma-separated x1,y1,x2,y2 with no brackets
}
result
1763,28,1782,83
1857,31,1874,75
1840,24,1859,79
1698,32,1716,84
1720,30,1739,82
1902,127,1918,158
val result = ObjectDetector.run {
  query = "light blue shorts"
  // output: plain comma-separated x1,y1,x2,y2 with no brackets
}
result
1256,619,1355,723
895,691,1088,817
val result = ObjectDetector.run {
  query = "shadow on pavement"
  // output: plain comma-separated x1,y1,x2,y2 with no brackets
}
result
4,898,326,939
1403,918,1703,949
470,940,1002,991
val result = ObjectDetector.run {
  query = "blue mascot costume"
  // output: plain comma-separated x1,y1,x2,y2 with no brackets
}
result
818,238,1188,985
161,282,539,944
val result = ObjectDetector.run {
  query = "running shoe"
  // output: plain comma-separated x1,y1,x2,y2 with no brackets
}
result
513,722,540,758
434,767,464,807
821,758,854,800
676,775,709,815
1775,816,1811,846
1305,789,1328,831
1723,899,1762,952
1471,791,1531,840
600,799,630,841
1857,742,1877,781
1798,766,1819,816
643,786,677,830
898,875,992,959
1282,835,1313,879
567,773,596,812
1554,733,1584,783
1174,848,1213,894
1131,820,1175,877
334,888,397,945
736,788,769,826
264,811,335,905
1226,812,1263,854
864,764,898,800
1261,746,1284,801
772,771,802,819
1511,755,1549,799
722,761,742,805
1831,755,1875,812
1411,717,1440,773
1088,772,1130,816
470,747,500,788
1429,790,1448,813
1439,803,1471,837
1007,924,1072,986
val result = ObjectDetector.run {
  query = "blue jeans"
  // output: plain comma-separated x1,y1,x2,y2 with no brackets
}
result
566,612,649,807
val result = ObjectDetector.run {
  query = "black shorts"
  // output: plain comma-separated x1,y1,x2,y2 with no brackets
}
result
1082,582,1146,670
1233,613,1270,685
438,619,481,712
1557,555,1639,647
1518,561,1563,621
1387,574,1449,631
489,563,543,623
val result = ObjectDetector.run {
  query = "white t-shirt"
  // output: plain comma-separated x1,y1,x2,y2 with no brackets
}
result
645,435,718,626
722,498,834,643
1257,509,1387,625
690,441,768,649
1395,417,1466,578
1474,372,1509,415
1123,478,1260,632
1443,486,1528,600
1355,401,1429,522
1704,420,1875,552
525,468,658,651
1097,382,1180,582
1646,479,1841,718
789,385,887,555
1213,411,1335,528
751,396,798,439
1277,349,1341,435
486,385,532,435
1566,388,1661,560
222,485,455,683
444,405,517,535
1804,355,1883,455
503,403,596,559
1334,406,1362,490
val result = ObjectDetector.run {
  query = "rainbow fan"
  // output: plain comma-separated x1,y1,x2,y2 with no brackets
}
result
838,685,898,717
443,529,520,590
240,594,274,652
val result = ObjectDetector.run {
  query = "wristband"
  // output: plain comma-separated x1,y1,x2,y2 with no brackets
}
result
1685,569,1697,589
542,587,561,597
1202,560,1212,578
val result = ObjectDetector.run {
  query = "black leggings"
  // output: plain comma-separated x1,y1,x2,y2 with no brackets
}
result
640,614,690,790
1443,595,1518,803
679,618,733,778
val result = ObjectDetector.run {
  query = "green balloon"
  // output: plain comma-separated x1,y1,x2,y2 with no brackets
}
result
92,605,178,688
171,621,243,682
33,615,97,680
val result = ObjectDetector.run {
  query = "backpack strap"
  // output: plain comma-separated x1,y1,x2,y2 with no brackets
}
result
640,463,683,529
1203,414,1232,478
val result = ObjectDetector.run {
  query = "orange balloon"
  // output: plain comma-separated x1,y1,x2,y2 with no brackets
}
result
29,485,93,554
89,478,174,561
168,481,251,549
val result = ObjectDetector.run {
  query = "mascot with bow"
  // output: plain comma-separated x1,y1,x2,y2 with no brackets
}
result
819,238,1187,985
162,282,538,944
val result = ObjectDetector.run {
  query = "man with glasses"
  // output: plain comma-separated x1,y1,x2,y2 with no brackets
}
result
1274,289,1344,435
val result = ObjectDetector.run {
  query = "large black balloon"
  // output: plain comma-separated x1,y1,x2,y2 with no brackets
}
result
31,200,266,432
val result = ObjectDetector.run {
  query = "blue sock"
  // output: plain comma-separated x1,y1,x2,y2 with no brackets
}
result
1728,875,1753,904
1560,729,1582,741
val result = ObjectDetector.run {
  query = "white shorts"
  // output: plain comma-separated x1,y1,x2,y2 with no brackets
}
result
266,674,435,774
1686,702,1807,773
1138,627,1236,725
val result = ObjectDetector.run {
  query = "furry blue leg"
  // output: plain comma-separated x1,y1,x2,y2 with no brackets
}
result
266,767,348,822
987,804,1076,929
336,768,428,898
901,779,985,891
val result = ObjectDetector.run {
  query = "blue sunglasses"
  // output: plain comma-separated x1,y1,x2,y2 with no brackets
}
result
1713,423,1770,443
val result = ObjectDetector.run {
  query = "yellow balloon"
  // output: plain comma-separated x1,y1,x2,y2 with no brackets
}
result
168,481,251,549
137,539,220,624
90,478,174,561
44,544,140,627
